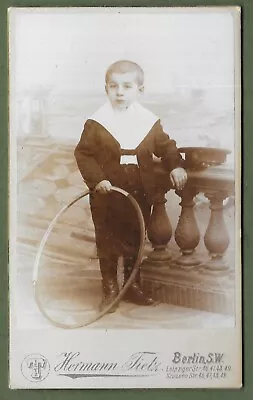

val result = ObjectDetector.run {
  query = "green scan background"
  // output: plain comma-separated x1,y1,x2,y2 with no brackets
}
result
1,1,252,399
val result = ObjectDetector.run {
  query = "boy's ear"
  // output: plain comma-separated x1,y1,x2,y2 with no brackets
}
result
139,85,144,93
105,85,108,94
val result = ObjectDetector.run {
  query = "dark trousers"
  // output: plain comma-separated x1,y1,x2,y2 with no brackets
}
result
90,165,151,261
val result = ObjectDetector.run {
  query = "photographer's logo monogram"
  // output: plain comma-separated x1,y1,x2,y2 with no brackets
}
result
21,354,50,382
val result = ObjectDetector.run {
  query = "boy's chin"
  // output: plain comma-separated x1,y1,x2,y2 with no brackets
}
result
112,102,130,111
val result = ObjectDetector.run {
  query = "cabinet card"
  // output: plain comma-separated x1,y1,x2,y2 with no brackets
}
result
8,6,241,389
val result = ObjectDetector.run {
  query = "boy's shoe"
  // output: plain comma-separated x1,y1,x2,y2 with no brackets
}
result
99,258,119,313
99,279,119,313
123,258,154,306
99,293,118,313
123,282,154,306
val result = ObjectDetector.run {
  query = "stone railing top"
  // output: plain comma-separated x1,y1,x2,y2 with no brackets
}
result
178,146,231,169
153,158,235,195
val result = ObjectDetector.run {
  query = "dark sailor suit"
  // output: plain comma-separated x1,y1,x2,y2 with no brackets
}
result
74,101,184,309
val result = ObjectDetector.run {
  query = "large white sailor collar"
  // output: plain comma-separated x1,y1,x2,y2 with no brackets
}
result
89,101,159,149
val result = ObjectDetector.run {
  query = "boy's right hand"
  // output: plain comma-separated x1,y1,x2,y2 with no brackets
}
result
94,180,112,194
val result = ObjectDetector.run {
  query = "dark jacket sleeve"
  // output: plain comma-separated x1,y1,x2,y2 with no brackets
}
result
74,119,106,190
153,121,184,171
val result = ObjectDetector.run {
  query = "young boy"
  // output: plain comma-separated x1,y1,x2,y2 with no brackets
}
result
74,60,187,312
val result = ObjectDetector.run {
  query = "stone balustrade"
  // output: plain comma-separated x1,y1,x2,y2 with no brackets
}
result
141,155,236,316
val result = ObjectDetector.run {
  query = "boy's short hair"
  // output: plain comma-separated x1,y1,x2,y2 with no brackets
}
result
105,60,144,86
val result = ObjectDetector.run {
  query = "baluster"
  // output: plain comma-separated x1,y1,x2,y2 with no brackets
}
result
174,187,201,267
146,191,172,264
203,192,230,271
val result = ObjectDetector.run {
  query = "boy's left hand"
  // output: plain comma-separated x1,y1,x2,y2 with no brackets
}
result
170,168,188,191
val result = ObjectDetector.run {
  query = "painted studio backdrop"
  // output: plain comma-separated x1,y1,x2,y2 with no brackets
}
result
10,8,237,330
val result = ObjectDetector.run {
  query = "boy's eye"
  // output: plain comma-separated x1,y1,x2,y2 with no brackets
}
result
108,83,117,89
124,84,133,89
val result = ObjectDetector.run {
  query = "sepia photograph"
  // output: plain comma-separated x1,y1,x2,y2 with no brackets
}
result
9,7,241,388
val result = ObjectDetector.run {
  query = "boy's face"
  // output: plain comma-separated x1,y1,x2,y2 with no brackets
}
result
105,72,143,110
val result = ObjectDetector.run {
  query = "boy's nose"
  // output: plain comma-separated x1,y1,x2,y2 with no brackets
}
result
116,86,124,95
